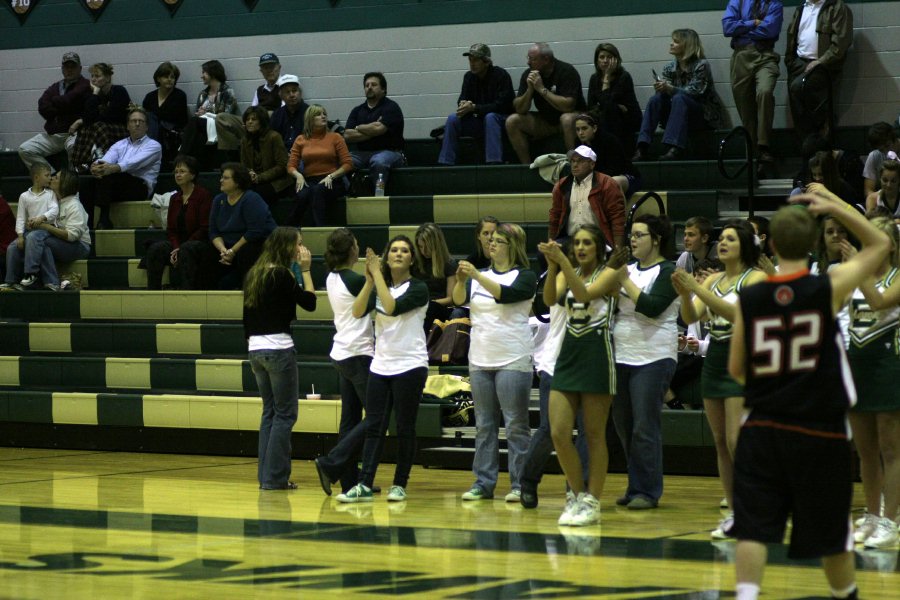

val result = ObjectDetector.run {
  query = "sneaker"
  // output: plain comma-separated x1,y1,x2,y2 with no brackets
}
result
568,493,601,527
504,489,521,503
44,283,60,292
18,274,37,289
626,496,658,510
558,491,582,526
615,495,630,506
387,485,406,502
520,484,538,509
711,512,735,540
461,486,492,501
720,497,729,509
863,518,899,549
0,283,13,291
854,512,881,543
336,483,373,504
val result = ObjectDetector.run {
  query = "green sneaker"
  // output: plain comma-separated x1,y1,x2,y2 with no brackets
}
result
387,485,407,502
336,483,373,503
461,486,493,501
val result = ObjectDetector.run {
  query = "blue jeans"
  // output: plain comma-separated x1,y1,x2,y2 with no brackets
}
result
521,370,589,489
291,175,347,227
637,92,706,150
350,150,406,188
21,229,90,286
470,366,533,494
358,367,428,489
438,112,507,165
250,348,299,488
612,358,676,504
317,355,372,492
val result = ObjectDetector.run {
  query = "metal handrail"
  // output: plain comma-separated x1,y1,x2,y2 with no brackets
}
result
799,64,834,144
718,125,755,217
625,191,666,233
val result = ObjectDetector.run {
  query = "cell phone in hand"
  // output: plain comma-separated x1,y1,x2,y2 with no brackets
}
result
652,69,661,82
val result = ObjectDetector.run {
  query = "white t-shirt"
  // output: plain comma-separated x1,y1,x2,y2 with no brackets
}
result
466,266,537,368
797,1,824,60
326,270,375,361
613,261,680,366
534,304,566,376
369,278,429,376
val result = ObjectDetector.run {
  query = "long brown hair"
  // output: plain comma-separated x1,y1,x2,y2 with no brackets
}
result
414,223,452,278
243,226,300,308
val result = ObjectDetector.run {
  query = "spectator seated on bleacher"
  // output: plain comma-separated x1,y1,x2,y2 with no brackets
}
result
142,61,189,166
145,154,215,290
343,72,406,193
865,159,900,219
633,29,727,161
790,150,859,205
675,216,717,273
84,107,161,230
0,193,18,283
4,170,89,291
437,43,514,166
18,51,90,173
573,112,641,198
412,223,458,331
70,62,131,173
269,74,309,151
2,164,57,290
240,106,292,209
287,104,352,227
586,42,642,159
464,216,500,270
506,42,585,165
179,60,243,167
209,162,277,290
862,122,899,197
252,53,283,113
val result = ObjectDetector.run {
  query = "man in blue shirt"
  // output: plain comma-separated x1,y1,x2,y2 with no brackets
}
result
343,72,406,190
269,74,309,150
722,0,783,166
438,43,514,166
88,107,161,229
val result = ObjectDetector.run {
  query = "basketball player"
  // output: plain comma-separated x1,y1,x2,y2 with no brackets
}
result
728,187,891,600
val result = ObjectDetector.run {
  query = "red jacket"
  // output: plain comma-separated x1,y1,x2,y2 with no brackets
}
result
38,76,91,135
549,172,626,247
166,186,213,249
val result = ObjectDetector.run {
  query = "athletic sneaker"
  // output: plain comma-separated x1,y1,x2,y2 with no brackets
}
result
854,512,881,543
711,512,735,540
558,491,582,526
0,283,13,291
461,486,492,501
386,485,406,502
863,518,899,549
18,274,38,289
719,497,729,509
44,283,60,292
568,493,600,527
336,483,373,503
504,489,521,503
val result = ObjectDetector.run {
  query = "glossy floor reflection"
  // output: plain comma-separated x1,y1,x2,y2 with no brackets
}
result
0,448,896,599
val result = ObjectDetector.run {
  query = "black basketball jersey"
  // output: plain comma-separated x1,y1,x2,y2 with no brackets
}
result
739,270,854,423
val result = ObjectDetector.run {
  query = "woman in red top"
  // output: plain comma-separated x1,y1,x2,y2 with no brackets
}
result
287,104,352,226
145,154,215,289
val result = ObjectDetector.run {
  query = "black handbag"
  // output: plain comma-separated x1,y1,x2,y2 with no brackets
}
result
426,317,471,365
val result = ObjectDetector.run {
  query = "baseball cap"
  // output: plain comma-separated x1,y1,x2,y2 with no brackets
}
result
276,74,300,87
463,43,491,60
567,145,597,161
62,52,81,66
259,53,279,66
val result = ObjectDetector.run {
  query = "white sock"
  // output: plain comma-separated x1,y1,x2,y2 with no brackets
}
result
735,582,760,600
831,583,857,599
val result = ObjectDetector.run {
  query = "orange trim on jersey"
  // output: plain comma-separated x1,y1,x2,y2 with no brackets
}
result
743,419,847,439
767,269,810,283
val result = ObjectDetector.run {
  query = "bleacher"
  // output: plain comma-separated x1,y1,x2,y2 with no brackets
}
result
0,125,872,474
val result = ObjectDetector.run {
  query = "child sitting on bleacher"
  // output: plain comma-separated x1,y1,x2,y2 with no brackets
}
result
1,164,58,290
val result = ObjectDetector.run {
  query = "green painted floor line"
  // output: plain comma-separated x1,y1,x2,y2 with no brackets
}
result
0,504,894,573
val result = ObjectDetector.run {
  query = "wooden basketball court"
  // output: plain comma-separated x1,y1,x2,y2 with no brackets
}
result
0,448,895,599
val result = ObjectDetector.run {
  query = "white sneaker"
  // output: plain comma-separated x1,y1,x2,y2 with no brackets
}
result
386,485,406,502
558,491,582,526
863,518,899,550
504,489,521,503
854,512,881,543
568,493,600,527
711,512,735,540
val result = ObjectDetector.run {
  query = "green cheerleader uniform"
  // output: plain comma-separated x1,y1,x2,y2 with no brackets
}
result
552,266,617,394
848,267,900,412
701,268,755,399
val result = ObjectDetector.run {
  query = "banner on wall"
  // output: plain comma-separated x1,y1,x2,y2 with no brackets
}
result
80,0,110,21
162,0,183,16
7,0,41,24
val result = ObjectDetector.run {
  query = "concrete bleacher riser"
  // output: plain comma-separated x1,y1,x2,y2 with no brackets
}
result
0,3,897,147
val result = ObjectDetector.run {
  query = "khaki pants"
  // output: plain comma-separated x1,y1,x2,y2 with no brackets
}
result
730,46,780,148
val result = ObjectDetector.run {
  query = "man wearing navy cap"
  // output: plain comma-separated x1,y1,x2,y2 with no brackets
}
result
253,53,283,112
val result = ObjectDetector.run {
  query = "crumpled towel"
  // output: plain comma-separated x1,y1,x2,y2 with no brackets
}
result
530,153,569,184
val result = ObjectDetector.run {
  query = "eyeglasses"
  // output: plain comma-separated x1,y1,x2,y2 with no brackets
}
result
629,232,652,240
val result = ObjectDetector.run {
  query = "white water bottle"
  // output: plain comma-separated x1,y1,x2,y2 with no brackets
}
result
374,172,385,197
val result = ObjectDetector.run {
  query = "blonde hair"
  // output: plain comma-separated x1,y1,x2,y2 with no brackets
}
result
672,29,704,62
869,216,900,268
495,223,530,269
414,223,452,278
303,104,327,138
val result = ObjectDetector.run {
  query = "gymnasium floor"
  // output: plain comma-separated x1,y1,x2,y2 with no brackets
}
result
0,448,896,599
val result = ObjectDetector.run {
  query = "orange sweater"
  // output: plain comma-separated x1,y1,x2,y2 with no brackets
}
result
287,131,353,178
